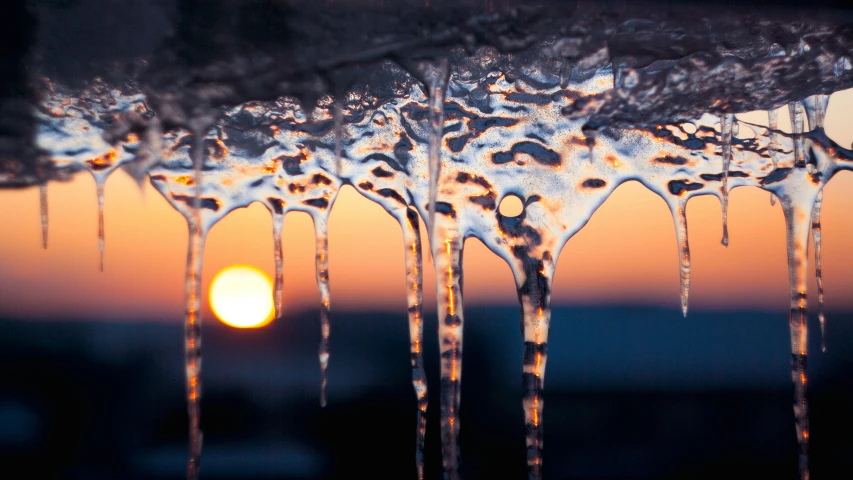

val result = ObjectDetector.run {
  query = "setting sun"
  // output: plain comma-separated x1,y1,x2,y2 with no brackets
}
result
209,265,275,329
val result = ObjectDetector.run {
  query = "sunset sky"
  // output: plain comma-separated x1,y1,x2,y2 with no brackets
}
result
2,90,853,323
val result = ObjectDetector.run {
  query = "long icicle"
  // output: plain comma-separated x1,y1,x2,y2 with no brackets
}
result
672,198,691,317
782,197,812,480
804,94,828,352
401,207,427,480
518,258,554,480
312,214,332,408
768,109,779,206
719,114,733,246
39,183,48,249
272,209,285,319
96,176,106,272
811,191,826,352
426,59,450,245
185,129,207,480
184,220,206,480
435,235,464,480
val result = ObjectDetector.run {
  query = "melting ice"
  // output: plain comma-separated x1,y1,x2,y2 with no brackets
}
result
27,32,853,480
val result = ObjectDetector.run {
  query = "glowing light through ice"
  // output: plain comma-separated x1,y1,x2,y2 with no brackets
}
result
26,33,853,480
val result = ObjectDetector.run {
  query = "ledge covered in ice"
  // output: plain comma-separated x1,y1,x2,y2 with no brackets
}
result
4,2,853,479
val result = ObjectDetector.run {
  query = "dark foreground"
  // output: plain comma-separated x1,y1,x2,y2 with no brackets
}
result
1,305,852,479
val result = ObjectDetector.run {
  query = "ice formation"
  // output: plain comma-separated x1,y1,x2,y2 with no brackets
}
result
7,1,853,479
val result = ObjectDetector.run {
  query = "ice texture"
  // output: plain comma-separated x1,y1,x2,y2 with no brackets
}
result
19,8,853,478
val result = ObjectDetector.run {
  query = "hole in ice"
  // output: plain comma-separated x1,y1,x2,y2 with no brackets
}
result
712,120,740,137
736,111,769,127
738,107,802,133
735,122,756,140
498,194,524,217
774,106,794,133
825,88,853,148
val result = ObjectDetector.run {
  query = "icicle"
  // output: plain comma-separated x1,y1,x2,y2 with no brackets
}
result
789,101,806,168
426,59,451,244
39,183,48,249
185,129,207,480
803,95,829,130
184,219,206,480
333,99,344,177
400,207,427,480
811,191,826,352
781,196,814,480
95,176,106,272
719,114,733,246
672,199,691,317
272,211,284,319
517,258,555,480
435,235,464,480
559,60,571,89
768,109,780,206
312,214,332,408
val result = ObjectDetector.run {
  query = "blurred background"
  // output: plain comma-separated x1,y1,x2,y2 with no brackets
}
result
2,88,853,479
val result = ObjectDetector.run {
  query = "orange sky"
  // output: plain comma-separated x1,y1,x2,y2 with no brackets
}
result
2,91,853,322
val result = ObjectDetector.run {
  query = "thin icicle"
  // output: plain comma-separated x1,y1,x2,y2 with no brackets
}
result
672,199,691,317
435,235,464,480
426,59,451,245
517,258,554,480
333,99,344,177
39,183,48,249
272,211,284,319
559,60,571,89
184,220,206,480
789,101,806,168
768,109,779,206
312,214,332,408
400,207,427,480
719,114,733,246
95,177,106,272
811,191,826,352
185,130,207,480
781,197,813,480
803,95,829,130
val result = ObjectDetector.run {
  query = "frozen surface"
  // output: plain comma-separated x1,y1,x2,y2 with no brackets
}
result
8,2,853,479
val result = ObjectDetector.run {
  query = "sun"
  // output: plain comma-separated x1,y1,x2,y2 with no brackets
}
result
209,265,275,328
